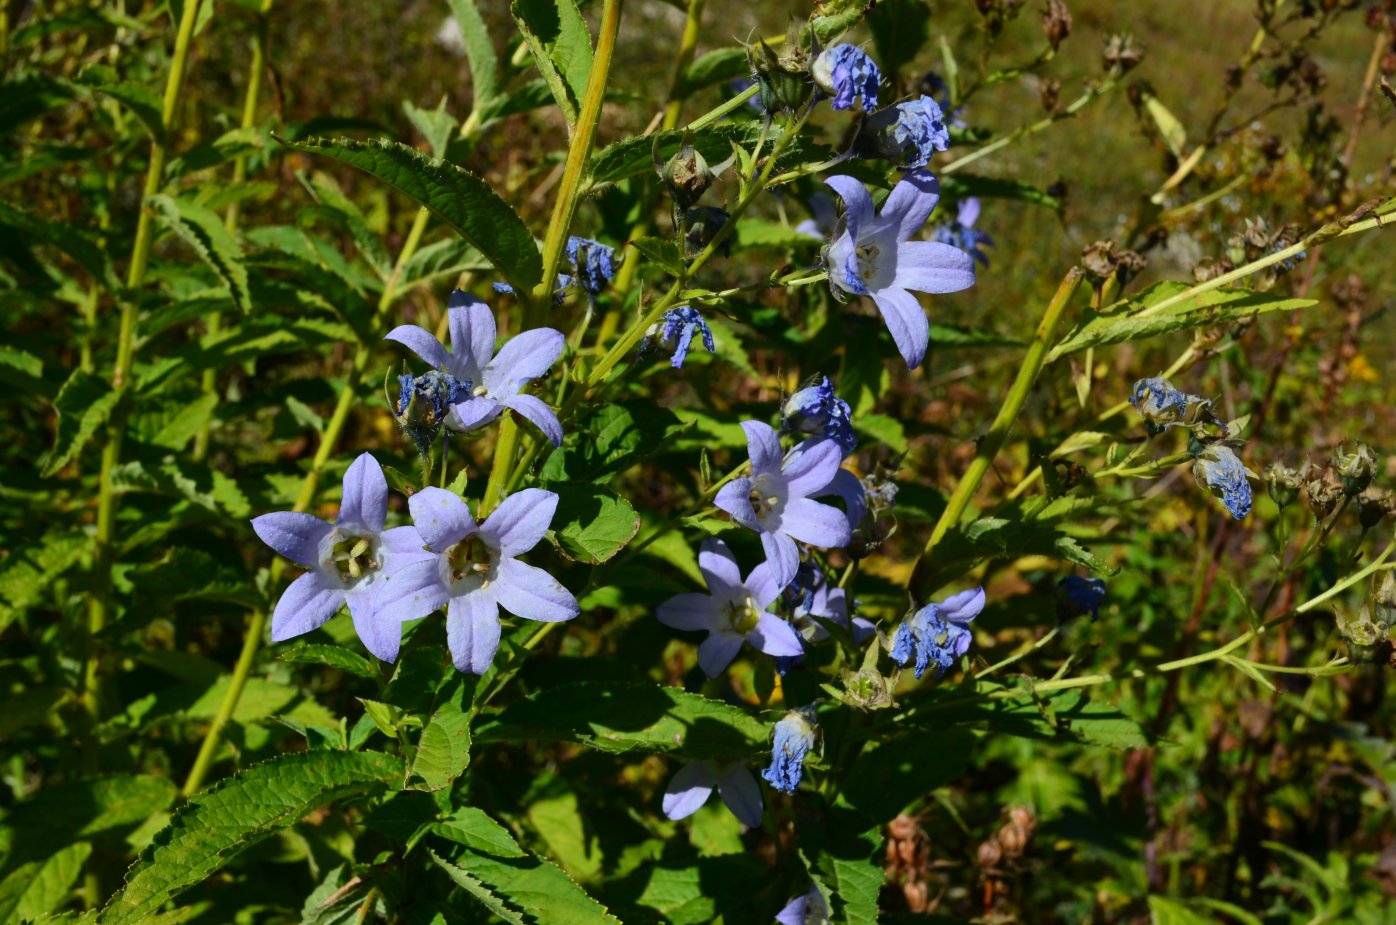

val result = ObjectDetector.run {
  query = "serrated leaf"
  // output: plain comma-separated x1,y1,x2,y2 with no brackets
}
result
629,236,685,277
1049,282,1317,361
550,485,641,564
539,401,691,485
476,683,767,759
0,199,120,292
147,194,252,314
76,65,164,141
41,369,123,477
447,0,500,108
801,806,882,925
433,848,621,925
0,531,89,632
398,237,490,292
277,643,377,679
98,751,402,924
843,729,973,823
280,137,541,293
298,173,394,283
403,96,457,160
510,0,593,125
734,218,822,251
433,807,526,858
0,775,176,868
0,840,92,924
940,173,1060,210
411,702,472,791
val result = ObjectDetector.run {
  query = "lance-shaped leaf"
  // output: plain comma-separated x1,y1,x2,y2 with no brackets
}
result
279,136,542,294
40,369,123,477
147,194,252,314
433,848,620,925
447,0,500,109
510,0,593,125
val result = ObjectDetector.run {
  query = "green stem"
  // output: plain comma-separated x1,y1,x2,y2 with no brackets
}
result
180,205,432,799
939,77,1117,176
908,268,1084,599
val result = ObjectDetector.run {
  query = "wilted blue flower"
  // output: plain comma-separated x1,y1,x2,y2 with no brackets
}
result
762,706,817,793
1192,443,1253,520
824,170,976,369
776,884,829,925
1129,376,1213,435
565,236,616,297
640,305,715,369
251,454,434,662
933,197,993,268
859,95,950,169
385,291,566,446
656,538,804,677
782,375,856,457
662,760,763,828
812,44,881,112
891,587,985,680
374,487,579,673
1057,575,1106,622
919,71,967,129
393,368,470,459
715,422,851,587
777,563,873,674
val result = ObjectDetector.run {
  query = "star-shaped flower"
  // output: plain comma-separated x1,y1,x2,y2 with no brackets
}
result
824,170,976,369
251,453,432,662
374,487,580,674
890,587,985,680
662,760,763,828
384,290,566,446
714,422,851,588
656,538,804,677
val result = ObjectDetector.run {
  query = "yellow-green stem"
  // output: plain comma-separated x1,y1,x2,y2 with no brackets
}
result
909,268,1084,599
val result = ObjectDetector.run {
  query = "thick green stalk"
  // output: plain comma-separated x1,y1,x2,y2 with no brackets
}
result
84,0,203,774
909,268,1084,600
180,205,431,799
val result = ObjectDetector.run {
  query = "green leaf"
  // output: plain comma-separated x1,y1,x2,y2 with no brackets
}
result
75,65,164,141
940,173,1060,210
851,412,907,456
629,236,685,276
587,123,767,188
927,322,1023,349
0,531,89,632
0,199,120,292
433,808,527,858
867,0,930,78
433,848,621,925
919,515,1117,590
1148,895,1224,925
398,237,490,292
0,841,92,925
0,686,72,739
842,729,973,823
98,751,402,925
800,805,882,925
403,96,457,160
609,855,767,925
411,702,472,791
40,369,123,477
477,683,768,759
296,175,394,282
0,775,176,867
279,136,541,293
1048,282,1318,361
679,48,748,95
549,485,641,564
146,194,252,314
510,0,593,125
277,643,377,679
937,686,1151,750
539,401,692,485
1140,89,1187,157
447,0,500,108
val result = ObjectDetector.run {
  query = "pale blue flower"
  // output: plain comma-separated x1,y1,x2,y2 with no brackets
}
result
662,760,763,828
859,95,950,169
657,538,804,677
825,170,976,369
775,885,829,925
714,423,851,587
891,587,985,680
812,44,881,112
781,375,855,457
373,487,579,673
385,291,566,446
1192,444,1253,520
933,197,993,267
251,454,433,662
1057,575,1106,622
762,706,817,793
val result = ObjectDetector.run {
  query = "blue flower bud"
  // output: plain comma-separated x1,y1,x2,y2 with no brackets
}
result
1191,443,1253,520
811,44,881,112
761,706,818,794
781,375,856,456
858,95,950,169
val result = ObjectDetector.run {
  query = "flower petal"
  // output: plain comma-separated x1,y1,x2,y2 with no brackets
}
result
749,612,804,658
337,453,388,533
493,557,579,622
373,557,450,625
745,561,782,611
408,487,477,551
499,392,563,447
479,487,557,557
344,588,400,662
446,591,502,674
484,327,564,396
816,468,869,531
384,323,451,372
446,294,495,382
881,169,941,241
270,572,343,642
661,762,717,821
379,525,432,562
697,538,742,598
657,592,719,632
761,531,799,589
445,396,503,434
697,633,745,678
782,437,844,499
780,497,852,549
715,764,764,828
824,175,874,242
740,420,783,476
938,586,986,625
870,286,930,369
714,477,759,530
893,240,976,294
252,511,333,567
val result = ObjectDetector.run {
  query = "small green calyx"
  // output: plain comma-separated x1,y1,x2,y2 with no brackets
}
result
331,534,378,582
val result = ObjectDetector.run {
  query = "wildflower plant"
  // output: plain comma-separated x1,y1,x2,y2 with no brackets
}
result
9,1,1396,922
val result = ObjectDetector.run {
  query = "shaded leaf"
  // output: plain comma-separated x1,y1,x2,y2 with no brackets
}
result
40,369,122,477
411,702,472,791
147,194,252,314
510,0,593,125
277,643,378,679
550,485,641,565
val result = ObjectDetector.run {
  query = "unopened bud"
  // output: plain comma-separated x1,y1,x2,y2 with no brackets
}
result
1339,606,1391,665
1333,442,1379,496
1359,487,1393,529
658,140,714,211
682,206,730,258
746,24,811,114
1306,475,1344,519
1264,461,1307,509
1372,571,1396,628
